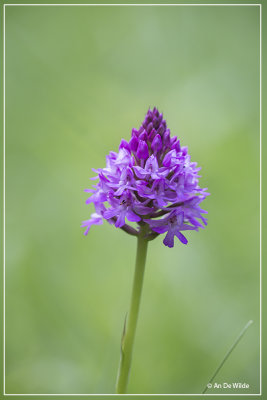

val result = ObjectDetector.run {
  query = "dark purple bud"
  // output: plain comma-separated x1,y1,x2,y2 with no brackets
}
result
170,136,177,145
146,122,153,134
158,123,166,136
153,117,160,129
170,136,177,146
129,136,138,152
131,128,138,137
171,138,181,152
163,129,171,147
151,134,162,153
148,128,157,142
153,107,160,117
143,114,152,127
139,131,148,142
136,140,149,159
119,139,130,152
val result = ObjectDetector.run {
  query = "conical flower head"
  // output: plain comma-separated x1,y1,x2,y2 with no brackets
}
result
82,107,208,247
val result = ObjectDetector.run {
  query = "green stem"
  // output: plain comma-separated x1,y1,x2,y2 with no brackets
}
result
116,224,149,394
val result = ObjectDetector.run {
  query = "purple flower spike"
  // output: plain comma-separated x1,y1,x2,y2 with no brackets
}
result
83,107,208,247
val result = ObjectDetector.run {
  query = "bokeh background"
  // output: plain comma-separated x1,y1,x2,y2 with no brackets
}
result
5,3,260,395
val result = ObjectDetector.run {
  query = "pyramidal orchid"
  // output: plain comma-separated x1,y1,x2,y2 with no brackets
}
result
82,107,208,393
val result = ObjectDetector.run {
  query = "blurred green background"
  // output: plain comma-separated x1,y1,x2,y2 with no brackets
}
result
5,3,260,395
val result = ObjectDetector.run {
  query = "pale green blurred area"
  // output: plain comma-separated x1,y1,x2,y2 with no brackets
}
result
5,4,260,395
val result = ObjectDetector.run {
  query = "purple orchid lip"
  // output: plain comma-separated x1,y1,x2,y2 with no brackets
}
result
82,107,208,247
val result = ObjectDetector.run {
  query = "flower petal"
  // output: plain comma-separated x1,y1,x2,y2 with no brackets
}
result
163,230,175,248
176,231,188,244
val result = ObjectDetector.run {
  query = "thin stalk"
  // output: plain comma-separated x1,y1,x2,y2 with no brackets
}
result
202,320,253,394
116,224,149,394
